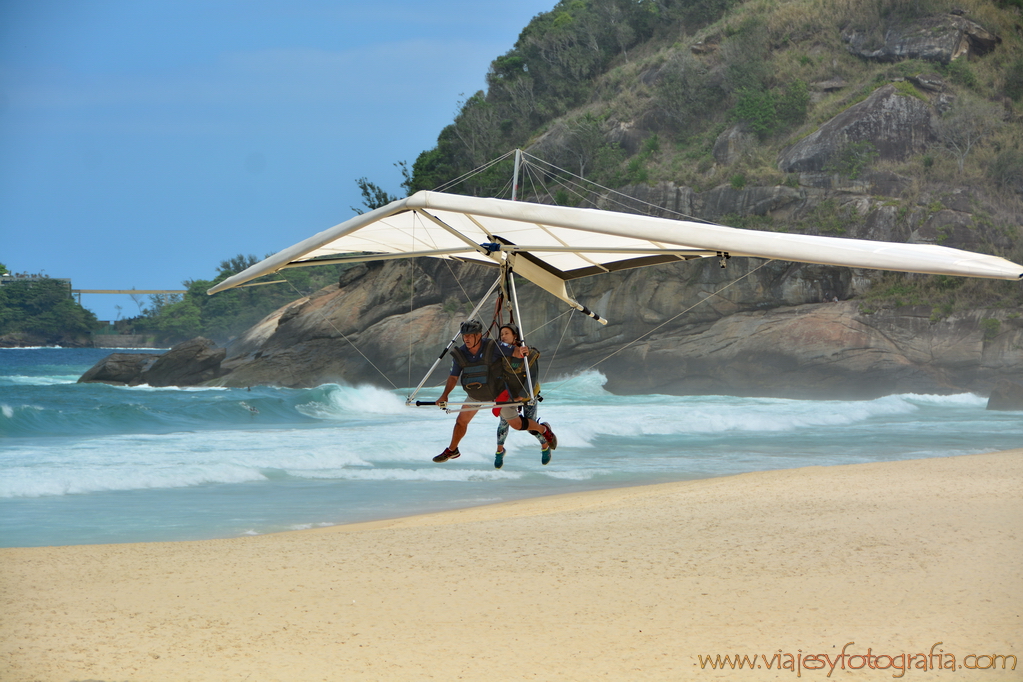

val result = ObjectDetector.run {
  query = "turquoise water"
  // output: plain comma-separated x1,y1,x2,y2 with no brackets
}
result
2,347,1020,547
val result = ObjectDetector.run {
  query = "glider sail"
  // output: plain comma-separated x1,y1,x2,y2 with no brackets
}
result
208,190,1023,320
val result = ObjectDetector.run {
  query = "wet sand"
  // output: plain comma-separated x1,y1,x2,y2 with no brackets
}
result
2,450,1020,681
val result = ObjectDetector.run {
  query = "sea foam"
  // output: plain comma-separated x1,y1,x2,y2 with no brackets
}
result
2,350,1020,547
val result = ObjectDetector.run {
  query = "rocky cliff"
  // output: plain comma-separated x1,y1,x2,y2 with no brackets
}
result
192,250,1021,399
196,56,1021,398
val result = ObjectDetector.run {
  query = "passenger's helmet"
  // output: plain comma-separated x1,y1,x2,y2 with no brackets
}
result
460,319,484,335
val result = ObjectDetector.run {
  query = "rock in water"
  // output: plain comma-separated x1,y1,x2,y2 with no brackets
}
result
78,337,226,387
77,353,161,385
142,337,227,387
987,380,1023,411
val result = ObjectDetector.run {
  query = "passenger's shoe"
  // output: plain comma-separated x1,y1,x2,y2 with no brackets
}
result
541,422,557,450
433,447,460,463
541,445,552,465
494,447,505,470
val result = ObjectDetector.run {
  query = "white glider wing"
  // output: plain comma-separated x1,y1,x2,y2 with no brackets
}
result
208,190,1023,312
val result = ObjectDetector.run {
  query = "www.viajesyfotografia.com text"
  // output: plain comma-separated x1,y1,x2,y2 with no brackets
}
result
695,642,1016,677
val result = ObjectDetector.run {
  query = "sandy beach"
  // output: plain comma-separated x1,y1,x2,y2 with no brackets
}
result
2,450,1020,681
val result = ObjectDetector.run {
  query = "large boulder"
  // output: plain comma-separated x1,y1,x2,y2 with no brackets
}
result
987,380,1023,411
78,337,226,387
142,337,226,387
77,353,160,385
778,85,934,174
842,14,1000,64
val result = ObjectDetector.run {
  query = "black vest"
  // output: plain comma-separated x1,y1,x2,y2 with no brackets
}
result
501,348,540,400
450,339,505,401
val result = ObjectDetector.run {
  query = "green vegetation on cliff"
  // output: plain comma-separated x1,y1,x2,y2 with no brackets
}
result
0,262,99,345
380,0,1023,321
402,0,1022,195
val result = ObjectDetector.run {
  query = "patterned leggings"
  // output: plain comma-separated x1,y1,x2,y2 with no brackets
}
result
496,402,546,448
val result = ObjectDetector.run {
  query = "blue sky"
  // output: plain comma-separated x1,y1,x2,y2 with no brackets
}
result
0,0,555,321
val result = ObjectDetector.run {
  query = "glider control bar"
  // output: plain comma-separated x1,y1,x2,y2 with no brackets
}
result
412,399,542,414
480,243,717,258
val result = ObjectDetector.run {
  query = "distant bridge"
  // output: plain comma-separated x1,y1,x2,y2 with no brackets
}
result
72,289,187,304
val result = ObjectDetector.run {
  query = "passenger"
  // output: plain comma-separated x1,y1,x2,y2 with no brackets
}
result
494,324,549,469
433,320,557,465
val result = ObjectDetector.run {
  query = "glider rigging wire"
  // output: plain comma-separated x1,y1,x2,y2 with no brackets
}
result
543,259,775,398
282,278,401,390
432,149,518,194
515,149,711,225
397,151,706,408
408,149,741,400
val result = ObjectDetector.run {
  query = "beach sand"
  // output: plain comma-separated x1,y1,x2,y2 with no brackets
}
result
2,450,1020,681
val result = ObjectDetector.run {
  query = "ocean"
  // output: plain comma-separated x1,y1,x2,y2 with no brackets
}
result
1,347,1019,548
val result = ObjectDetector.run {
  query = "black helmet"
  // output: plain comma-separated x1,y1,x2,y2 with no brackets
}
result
459,319,483,335
499,324,520,342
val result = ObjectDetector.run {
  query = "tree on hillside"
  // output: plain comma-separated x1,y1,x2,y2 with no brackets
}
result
935,96,1005,173
129,289,147,316
154,299,202,339
593,0,635,62
452,92,502,168
352,178,397,215
218,254,259,276
721,16,771,94
655,50,710,129
147,292,182,316
564,112,608,177
989,149,1023,195
352,162,412,214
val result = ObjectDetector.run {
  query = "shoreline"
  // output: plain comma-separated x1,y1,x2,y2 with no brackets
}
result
2,450,1020,680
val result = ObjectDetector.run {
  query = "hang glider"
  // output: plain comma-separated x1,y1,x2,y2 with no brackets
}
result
208,189,1023,324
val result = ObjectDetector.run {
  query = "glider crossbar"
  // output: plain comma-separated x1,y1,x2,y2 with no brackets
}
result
234,279,290,288
493,245,717,257
279,247,480,268
413,209,498,261
528,219,611,273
